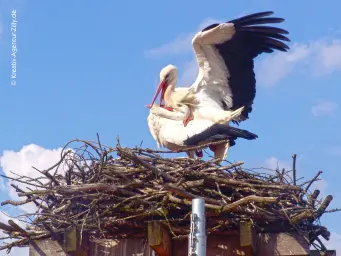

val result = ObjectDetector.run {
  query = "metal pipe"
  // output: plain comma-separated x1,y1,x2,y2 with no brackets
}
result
188,198,206,256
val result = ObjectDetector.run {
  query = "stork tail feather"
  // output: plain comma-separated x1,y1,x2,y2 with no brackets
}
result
184,124,258,146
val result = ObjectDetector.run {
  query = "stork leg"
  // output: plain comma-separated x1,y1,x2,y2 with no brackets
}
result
195,150,203,159
183,116,193,127
212,141,230,163
186,151,195,159
186,150,203,159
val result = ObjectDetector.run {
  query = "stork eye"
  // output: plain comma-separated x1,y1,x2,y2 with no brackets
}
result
164,74,170,81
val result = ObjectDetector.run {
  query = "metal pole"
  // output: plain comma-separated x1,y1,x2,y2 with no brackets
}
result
188,198,206,256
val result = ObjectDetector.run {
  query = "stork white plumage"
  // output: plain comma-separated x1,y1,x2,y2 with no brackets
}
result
147,11,290,126
147,104,258,160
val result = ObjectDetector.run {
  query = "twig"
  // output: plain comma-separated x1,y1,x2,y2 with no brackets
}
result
292,154,297,185
304,171,323,193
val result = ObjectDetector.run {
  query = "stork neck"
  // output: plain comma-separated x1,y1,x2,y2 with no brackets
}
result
164,78,177,107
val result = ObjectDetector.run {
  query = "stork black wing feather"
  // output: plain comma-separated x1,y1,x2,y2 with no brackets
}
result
202,12,277,32
239,26,289,35
227,11,274,25
238,17,285,26
263,39,290,51
260,47,274,53
253,32,291,42
206,11,291,121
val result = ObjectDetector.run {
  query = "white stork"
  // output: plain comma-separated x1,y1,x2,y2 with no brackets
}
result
147,11,290,127
147,104,258,160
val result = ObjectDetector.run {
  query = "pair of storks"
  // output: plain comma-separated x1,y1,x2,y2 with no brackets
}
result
146,11,290,162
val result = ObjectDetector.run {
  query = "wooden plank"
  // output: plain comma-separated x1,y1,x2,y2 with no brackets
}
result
29,238,67,256
90,238,153,256
258,232,309,256
173,235,248,256
148,221,171,256
30,234,88,256
239,219,255,255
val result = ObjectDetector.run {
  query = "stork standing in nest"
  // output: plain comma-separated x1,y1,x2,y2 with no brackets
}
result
147,11,290,161
147,104,259,160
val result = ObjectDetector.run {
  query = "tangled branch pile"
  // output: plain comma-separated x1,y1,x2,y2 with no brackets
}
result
0,137,337,252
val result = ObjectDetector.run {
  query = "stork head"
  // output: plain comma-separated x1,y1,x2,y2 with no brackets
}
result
146,65,178,108
159,64,178,83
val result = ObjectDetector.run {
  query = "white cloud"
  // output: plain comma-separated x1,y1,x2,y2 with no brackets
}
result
0,144,72,255
319,40,341,73
145,32,195,58
256,43,310,87
0,144,70,213
0,246,28,256
311,100,338,117
256,38,341,87
145,18,223,58
264,156,291,171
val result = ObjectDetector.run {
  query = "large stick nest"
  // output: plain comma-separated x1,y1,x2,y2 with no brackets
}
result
0,136,338,253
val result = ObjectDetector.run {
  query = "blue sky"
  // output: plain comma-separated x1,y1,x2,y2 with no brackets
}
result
0,0,340,254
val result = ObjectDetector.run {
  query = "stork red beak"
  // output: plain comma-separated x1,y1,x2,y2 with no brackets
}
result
146,80,167,108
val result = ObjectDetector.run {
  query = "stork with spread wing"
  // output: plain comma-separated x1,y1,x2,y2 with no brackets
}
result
146,11,290,161
147,11,290,126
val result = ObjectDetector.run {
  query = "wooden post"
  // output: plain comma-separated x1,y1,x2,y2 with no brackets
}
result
148,221,172,256
239,219,255,255
63,227,88,256
64,227,77,252
173,235,248,256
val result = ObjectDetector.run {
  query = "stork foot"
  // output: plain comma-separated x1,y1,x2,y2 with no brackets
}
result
161,106,174,112
183,108,194,127
183,116,194,127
